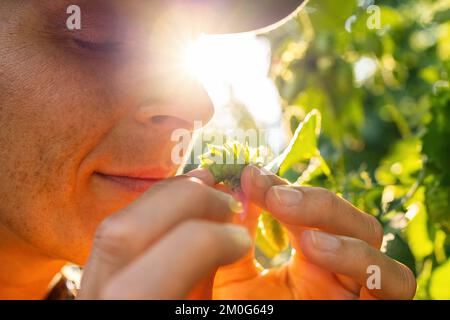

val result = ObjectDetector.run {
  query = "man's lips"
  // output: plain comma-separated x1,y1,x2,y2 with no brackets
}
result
94,172,166,193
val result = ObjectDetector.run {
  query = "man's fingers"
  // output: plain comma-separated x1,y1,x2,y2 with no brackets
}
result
186,168,216,186
79,175,235,298
100,178,234,258
242,165,383,248
300,230,417,300
240,165,413,300
266,185,383,248
100,221,252,299
241,165,288,207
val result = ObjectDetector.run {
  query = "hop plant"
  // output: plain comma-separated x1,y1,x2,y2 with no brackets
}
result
198,110,322,260
199,140,266,190
199,140,290,257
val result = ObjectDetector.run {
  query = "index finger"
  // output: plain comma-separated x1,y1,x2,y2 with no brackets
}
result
185,168,216,186
79,174,236,298
241,165,383,248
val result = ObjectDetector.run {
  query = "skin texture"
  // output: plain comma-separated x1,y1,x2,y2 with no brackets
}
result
0,1,416,299
0,0,213,298
214,166,416,300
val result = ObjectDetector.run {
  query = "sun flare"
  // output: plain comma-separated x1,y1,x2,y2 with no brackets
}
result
182,34,283,128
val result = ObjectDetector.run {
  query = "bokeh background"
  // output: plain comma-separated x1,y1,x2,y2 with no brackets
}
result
188,0,449,299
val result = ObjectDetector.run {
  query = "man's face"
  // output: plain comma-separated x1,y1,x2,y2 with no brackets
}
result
0,0,213,264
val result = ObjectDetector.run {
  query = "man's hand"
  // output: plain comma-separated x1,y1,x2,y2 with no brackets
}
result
77,169,251,299
213,165,417,300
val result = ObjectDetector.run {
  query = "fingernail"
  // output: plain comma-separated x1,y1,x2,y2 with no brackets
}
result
214,192,244,215
249,165,272,189
308,230,340,251
186,168,214,185
272,186,303,207
224,225,252,248
228,197,244,214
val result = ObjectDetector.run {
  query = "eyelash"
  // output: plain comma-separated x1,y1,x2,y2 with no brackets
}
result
72,38,121,54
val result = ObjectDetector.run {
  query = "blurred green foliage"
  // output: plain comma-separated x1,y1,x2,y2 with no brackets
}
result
265,0,450,299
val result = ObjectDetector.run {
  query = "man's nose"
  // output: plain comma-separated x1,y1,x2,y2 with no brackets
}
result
113,52,214,131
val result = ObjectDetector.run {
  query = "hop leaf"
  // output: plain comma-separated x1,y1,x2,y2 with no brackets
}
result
259,211,290,253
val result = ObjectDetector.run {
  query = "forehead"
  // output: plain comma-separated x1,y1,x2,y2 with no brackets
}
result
34,1,201,34
32,0,214,43
36,0,140,21
34,0,305,34
33,0,164,40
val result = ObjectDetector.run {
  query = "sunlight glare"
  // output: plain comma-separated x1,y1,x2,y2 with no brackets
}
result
183,34,283,128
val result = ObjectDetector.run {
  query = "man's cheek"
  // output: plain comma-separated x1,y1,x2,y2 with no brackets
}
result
0,48,110,224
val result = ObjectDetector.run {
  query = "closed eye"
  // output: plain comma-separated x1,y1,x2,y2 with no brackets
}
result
72,38,121,54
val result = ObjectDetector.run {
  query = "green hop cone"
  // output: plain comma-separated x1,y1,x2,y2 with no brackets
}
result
197,110,323,261
199,140,290,259
199,140,265,190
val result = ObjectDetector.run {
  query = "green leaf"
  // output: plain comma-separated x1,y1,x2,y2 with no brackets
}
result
433,8,450,24
266,109,322,177
255,227,281,259
258,211,290,254
426,183,450,233
265,0,450,297
405,203,434,261
383,229,417,276
375,137,423,186
256,110,327,258
430,259,450,299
